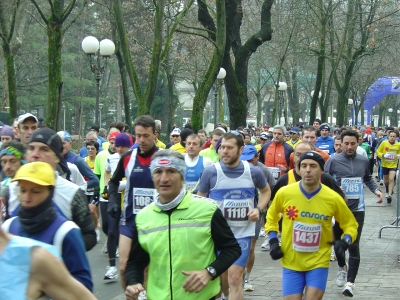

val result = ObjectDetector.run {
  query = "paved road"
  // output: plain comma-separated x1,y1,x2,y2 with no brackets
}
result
90,187,400,299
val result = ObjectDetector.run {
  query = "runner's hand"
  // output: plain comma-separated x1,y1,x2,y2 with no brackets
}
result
331,239,349,263
125,283,144,300
107,203,119,218
269,238,283,260
102,186,108,200
182,270,212,293
247,208,260,222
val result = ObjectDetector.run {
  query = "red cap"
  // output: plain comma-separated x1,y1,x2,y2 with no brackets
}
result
108,132,119,141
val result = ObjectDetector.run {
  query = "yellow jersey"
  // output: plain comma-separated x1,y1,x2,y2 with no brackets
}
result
376,140,400,169
266,182,358,271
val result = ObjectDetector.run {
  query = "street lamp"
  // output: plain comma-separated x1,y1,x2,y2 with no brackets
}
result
82,36,115,125
310,90,322,98
278,82,287,125
213,68,226,125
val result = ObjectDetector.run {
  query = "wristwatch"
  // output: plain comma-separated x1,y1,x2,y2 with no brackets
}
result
206,266,217,279
256,207,265,214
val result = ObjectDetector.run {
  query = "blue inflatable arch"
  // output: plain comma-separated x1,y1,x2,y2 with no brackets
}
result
365,77,400,124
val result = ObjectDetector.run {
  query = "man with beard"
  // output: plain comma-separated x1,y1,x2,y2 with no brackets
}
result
197,132,271,300
325,130,383,297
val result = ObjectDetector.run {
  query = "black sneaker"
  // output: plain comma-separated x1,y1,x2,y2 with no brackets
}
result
387,195,392,204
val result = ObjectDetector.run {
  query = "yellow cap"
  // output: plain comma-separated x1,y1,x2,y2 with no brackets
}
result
11,162,55,186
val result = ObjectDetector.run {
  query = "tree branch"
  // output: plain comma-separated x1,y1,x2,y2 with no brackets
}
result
30,0,49,24
61,0,78,23
63,0,88,33
176,29,218,48
160,0,194,62
179,22,215,36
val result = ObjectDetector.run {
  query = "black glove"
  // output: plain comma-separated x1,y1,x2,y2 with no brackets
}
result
332,239,350,263
107,203,119,218
269,238,284,260
102,185,108,200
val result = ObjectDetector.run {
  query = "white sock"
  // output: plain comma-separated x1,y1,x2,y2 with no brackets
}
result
244,272,250,281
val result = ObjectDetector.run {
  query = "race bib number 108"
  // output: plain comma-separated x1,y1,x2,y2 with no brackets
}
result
133,188,157,214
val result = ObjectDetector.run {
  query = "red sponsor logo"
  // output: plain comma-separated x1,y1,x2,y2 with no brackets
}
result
158,159,171,165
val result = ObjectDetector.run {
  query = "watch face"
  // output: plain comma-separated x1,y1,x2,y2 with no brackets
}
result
207,267,216,276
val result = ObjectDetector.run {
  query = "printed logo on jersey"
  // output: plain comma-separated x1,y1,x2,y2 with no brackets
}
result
300,211,329,221
285,205,299,221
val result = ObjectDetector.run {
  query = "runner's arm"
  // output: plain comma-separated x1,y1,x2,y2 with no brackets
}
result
71,189,96,251
209,208,241,277
125,225,149,287
108,155,126,207
30,246,97,300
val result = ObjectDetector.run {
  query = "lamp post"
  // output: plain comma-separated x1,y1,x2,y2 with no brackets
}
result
213,68,226,125
81,36,115,125
278,82,287,125
348,99,354,126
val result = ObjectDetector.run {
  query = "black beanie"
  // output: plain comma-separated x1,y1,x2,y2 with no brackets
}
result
298,151,325,170
29,128,71,179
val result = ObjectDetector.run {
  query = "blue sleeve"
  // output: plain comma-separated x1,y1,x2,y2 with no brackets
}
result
74,157,100,189
79,147,88,158
197,165,216,194
62,229,93,291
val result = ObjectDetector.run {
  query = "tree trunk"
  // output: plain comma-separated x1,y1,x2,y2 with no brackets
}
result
191,0,226,132
1,43,17,118
46,21,63,130
115,49,131,124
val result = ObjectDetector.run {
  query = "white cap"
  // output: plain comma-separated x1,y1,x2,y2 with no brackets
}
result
268,127,274,133
18,113,38,124
170,128,181,136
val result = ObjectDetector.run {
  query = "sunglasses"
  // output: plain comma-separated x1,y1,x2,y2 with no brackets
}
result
87,147,96,151
172,135,180,138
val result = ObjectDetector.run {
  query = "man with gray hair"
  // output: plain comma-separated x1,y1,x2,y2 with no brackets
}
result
259,124,293,180
80,131,103,158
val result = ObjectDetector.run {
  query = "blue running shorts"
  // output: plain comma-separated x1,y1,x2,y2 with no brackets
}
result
282,267,329,296
233,237,252,268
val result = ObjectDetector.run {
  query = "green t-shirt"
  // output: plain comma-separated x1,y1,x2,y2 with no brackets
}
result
94,149,111,192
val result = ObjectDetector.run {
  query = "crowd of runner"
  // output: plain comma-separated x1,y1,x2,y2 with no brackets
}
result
0,113,399,299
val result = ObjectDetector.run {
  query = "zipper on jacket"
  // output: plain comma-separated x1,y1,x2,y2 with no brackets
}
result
168,214,173,300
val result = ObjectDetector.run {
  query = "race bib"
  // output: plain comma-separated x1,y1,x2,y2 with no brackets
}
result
385,152,396,162
341,177,362,199
223,199,250,226
267,167,280,179
133,188,157,214
292,221,322,252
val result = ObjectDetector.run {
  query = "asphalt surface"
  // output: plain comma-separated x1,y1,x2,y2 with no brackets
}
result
90,185,400,300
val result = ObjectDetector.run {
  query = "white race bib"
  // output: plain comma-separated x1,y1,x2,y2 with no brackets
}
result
267,167,280,179
133,188,157,214
292,221,322,252
223,199,250,227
